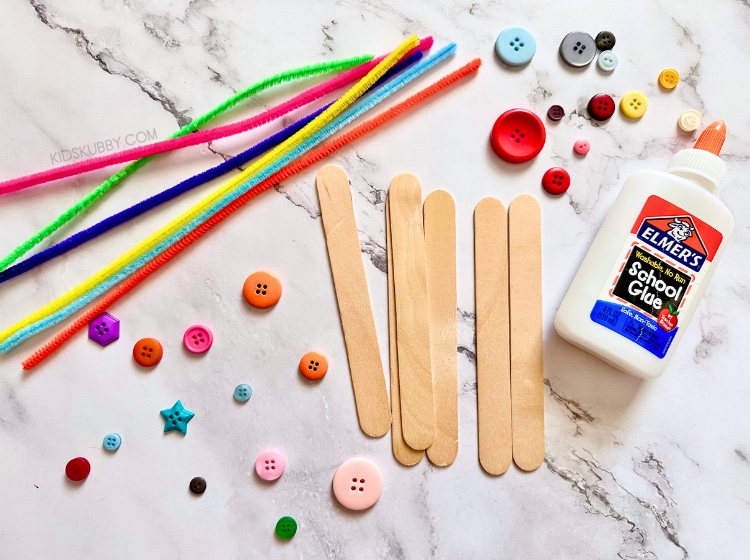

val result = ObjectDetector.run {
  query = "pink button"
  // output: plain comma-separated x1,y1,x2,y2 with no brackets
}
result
183,325,213,354
573,139,590,155
332,457,383,511
255,450,285,481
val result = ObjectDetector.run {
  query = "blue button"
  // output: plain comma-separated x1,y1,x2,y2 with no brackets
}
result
597,51,618,72
103,432,121,451
234,383,252,402
495,27,536,67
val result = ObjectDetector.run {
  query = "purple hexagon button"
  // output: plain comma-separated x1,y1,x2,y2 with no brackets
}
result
88,312,120,347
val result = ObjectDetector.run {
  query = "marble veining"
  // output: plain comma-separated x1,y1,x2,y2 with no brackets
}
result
1,0,749,558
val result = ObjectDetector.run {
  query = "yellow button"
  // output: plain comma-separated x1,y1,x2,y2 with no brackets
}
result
658,68,680,90
620,91,648,119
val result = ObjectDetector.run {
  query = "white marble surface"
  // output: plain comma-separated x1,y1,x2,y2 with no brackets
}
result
1,1,749,558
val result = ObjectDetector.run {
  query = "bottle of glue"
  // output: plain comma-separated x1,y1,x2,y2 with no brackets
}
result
555,120,734,379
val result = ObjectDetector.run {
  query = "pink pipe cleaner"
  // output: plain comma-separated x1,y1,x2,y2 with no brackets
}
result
0,37,432,197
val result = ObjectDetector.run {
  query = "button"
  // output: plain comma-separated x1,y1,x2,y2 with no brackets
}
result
547,105,565,122
160,400,195,435
88,312,120,347
332,457,383,511
559,32,596,67
234,383,252,402
189,476,206,495
243,271,282,309
620,91,648,119
183,325,212,354
103,433,121,451
595,31,616,51
299,351,328,381
573,139,590,156
65,457,91,482
541,168,571,196
678,109,702,132
587,93,615,121
494,27,536,67
133,338,163,367
490,109,546,164
597,51,618,72
275,516,297,540
255,450,286,481
658,68,680,90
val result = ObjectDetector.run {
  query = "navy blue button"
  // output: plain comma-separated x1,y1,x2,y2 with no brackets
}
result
495,27,536,66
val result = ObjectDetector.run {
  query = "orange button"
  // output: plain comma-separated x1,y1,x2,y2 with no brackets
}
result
299,352,328,380
243,271,282,309
133,338,163,367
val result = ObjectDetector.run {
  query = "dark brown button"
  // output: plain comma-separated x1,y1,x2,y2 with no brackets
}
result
595,31,616,51
587,93,615,121
547,105,565,122
189,476,206,495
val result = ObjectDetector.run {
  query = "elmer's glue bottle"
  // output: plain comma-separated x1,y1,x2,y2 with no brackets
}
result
555,121,734,379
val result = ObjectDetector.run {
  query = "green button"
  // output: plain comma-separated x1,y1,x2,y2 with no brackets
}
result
275,516,297,540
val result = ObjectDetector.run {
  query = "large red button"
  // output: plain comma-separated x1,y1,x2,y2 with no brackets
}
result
65,457,91,482
542,167,571,195
587,94,615,121
490,109,546,163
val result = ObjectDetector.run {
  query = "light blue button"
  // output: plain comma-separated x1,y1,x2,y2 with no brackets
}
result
234,383,252,402
103,432,121,451
597,51,618,72
495,27,536,67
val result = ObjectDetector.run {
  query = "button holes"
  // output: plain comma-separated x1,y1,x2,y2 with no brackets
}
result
265,466,270,470
520,133,525,138
171,420,176,425
509,41,515,46
351,486,356,491
271,466,275,470
510,133,515,138
515,129,520,133
265,460,269,464
514,47,519,51
261,291,267,295
308,365,313,370
633,98,637,102
313,367,317,372
104,328,109,333
169,414,174,419
519,42,524,47
263,284,267,289
358,487,364,492
360,479,365,483
141,352,146,357
314,362,319,366
101,322,106,327
255,290,260,294
516,139,520,143
271,460,275,464
515,37,520,41
256,283,262,288
576,41,581,46
352,478,357,482
581,45,586,49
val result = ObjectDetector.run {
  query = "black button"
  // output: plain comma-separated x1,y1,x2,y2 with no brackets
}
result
595,31,616,51
189,476,207,495
547,105,565,122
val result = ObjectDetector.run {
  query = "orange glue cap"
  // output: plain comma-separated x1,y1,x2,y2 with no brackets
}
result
693,119,726,155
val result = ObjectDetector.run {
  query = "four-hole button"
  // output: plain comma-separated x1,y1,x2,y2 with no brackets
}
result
255,450,286,482
133,337,163,367
243,271,282,309
299,351,328,381
332,457,383,511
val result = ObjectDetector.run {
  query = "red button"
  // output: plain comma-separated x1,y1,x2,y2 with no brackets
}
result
490,109,546,163
65,457,91,482
587,94,615,121
542,167,571,195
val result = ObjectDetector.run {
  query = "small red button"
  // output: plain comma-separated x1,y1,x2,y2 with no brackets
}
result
542,167,571,195
65,457,91,482
587,93,615,121
490,109,546,163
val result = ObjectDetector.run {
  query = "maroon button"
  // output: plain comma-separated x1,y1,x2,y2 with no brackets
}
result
547,105,565,121
542,167,571,195
490,109,546,164
587,94,615,121
65,457,91,482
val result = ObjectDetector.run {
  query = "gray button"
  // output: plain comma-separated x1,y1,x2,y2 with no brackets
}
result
559,32,596,67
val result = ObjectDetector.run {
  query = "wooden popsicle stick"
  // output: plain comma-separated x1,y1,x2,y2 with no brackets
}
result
424,190,458,467
386,196,423,466
474,197,512,476
508,194,545,471
316,164,391,438
388,173,435,450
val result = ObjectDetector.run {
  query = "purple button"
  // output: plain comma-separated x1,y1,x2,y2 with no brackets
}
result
88,312,120,347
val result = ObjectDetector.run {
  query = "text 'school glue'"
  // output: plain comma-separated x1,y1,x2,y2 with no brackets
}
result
555,121,734,379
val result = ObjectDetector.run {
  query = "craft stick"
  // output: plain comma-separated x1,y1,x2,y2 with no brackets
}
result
508,194,544,471
386,197,423,466
388,173,435,450
474,197,512,476
316,165,391,438
424,190,458,467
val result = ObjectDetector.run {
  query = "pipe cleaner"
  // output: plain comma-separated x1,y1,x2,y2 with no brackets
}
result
0,51,425,286
0,36,419,345
22,58,481,368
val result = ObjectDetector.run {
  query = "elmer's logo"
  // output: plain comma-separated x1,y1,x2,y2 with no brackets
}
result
636,215,707,271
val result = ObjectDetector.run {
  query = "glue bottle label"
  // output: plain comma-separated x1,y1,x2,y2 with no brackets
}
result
590,195,723,358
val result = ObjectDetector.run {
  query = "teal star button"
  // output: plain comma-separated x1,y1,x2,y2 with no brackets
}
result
160,400,195,435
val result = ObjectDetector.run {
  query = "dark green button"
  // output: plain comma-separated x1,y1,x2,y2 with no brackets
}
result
275,516,297,540
595,31,616,51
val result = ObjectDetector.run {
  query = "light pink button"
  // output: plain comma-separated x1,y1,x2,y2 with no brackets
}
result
332,457,383,511
573,139,590,155
183,325,213,354
255,450,285,481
